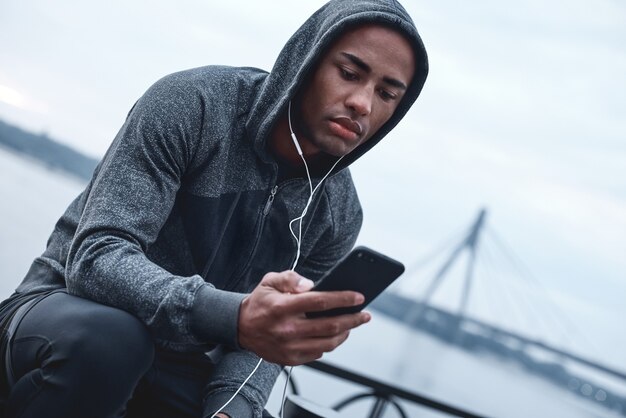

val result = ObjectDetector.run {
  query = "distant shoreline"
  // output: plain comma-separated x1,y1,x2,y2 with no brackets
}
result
0,144,89,187
0,119,99,182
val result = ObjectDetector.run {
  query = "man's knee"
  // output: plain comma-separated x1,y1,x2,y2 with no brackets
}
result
59,297,155,378
15,292,155,383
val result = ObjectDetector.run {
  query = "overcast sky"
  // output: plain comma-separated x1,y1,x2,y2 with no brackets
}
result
1,0,625,370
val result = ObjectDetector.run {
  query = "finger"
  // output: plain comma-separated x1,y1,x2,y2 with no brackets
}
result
282,331,352,364
261,271,313,294
292,312,371,338
282,290,365,314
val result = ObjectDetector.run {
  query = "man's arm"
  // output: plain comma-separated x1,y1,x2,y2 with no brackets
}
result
65,73,243,348
204,271,369,418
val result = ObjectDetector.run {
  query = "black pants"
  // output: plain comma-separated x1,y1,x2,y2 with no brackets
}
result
3,291,221,418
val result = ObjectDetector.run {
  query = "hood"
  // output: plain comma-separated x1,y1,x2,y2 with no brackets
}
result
246,0,429,171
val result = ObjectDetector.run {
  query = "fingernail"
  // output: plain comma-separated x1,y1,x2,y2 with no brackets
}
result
363,312,372,322
296,278,314,291
355,293,365,304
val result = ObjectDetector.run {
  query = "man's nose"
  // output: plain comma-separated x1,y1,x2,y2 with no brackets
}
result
345,87,373,116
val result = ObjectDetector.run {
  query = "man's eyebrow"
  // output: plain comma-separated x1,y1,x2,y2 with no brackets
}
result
340,52,408,90
341,52,371,73
382,77,407,90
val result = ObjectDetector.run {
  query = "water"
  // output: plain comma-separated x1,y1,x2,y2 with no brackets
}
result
1,147,622,418
266,315,624,417
0,146,85,297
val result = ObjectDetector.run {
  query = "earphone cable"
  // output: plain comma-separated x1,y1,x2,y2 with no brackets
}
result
210,100,344,418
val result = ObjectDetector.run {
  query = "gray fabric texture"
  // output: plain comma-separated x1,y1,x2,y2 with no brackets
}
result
8,0,428,416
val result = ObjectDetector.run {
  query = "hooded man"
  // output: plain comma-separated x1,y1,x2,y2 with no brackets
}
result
0,0,428,417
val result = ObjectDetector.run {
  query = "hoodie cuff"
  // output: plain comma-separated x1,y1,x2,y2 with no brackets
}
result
204,391,254,418
191,284,246,348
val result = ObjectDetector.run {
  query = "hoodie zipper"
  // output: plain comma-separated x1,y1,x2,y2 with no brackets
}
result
228,180,303,288
227,183,279,289
262,185,278,216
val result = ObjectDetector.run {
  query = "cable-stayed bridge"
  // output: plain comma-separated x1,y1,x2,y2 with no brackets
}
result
370,209,626,416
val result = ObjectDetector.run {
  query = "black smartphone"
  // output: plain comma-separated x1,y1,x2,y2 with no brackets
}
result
305,246,404,318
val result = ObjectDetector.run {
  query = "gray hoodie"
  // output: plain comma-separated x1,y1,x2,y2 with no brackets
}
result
9,0,428,415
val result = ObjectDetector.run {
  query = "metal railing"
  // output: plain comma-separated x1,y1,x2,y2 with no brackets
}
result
287,360,489,418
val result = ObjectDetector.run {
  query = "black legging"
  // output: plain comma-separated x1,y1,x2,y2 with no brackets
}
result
4,291,218,418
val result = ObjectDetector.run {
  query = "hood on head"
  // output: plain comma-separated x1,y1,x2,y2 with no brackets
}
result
247,0,429,171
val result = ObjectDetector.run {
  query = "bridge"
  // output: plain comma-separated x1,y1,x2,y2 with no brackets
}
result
370,209,626,416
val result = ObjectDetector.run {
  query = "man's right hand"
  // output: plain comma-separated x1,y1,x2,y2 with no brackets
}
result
238,270,371,366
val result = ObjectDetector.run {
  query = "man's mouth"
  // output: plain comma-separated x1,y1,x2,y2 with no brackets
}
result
329,117,362,141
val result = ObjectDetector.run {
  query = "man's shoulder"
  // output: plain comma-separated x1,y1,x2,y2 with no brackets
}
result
154,65,268,94
131,65,269,126
325,168,357,191
324,169,361,211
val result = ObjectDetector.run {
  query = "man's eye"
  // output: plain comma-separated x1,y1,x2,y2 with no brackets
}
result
340,68,358,81
379,89,397,102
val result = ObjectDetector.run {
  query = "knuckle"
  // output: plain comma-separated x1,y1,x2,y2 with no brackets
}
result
269,298,288,313
277,323,298,342
313,295,329,311
283,324,297,339
329,322,341,335
285,270,299,281
262,272,276,283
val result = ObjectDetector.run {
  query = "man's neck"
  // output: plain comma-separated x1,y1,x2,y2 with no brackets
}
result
268,112,337,181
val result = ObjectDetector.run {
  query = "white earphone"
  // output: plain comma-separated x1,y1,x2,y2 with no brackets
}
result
210,101,343,418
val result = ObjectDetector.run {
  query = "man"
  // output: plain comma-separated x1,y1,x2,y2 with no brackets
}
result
0,0,428,417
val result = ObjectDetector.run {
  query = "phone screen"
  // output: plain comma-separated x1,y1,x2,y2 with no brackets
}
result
305,246,404,318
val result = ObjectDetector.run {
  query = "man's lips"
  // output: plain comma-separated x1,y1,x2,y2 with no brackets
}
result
329,117,363,141
333,117,362,135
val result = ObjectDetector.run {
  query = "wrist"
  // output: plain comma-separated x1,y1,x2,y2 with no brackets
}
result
191,285,246,348
237,295,251,351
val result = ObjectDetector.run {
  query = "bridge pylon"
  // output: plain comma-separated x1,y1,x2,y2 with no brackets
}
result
403,208,487,328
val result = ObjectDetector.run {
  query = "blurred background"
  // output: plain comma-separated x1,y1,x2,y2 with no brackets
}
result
1,0,625,416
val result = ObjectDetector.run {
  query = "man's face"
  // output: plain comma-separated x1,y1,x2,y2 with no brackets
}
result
293,24,416,158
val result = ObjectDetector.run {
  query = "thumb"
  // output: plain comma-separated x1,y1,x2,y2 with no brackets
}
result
262,271,314,294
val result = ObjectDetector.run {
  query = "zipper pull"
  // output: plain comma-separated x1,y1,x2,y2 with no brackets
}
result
263,185,278,215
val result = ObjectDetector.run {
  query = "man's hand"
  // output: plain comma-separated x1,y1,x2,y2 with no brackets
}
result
238,270,371,366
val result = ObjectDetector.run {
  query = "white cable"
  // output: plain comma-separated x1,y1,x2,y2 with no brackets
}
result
209,357,264,418
282,101,343,418
211,101,343,418
289,155,343,270
287,101,343,270
279,366,294,417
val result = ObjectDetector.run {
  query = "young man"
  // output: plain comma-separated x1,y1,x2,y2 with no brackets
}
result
0,0,428,417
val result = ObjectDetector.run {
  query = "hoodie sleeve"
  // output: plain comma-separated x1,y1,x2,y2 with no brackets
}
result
204,349,282,418
65,74,245,349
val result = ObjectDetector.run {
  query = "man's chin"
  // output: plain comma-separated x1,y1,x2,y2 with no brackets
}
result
318,138,358,158
305,132,360,159
317,147,350,159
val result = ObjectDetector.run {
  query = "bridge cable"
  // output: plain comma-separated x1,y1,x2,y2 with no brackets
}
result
485,226,604,359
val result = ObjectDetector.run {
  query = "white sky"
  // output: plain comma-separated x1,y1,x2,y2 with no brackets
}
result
1,0,625,370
